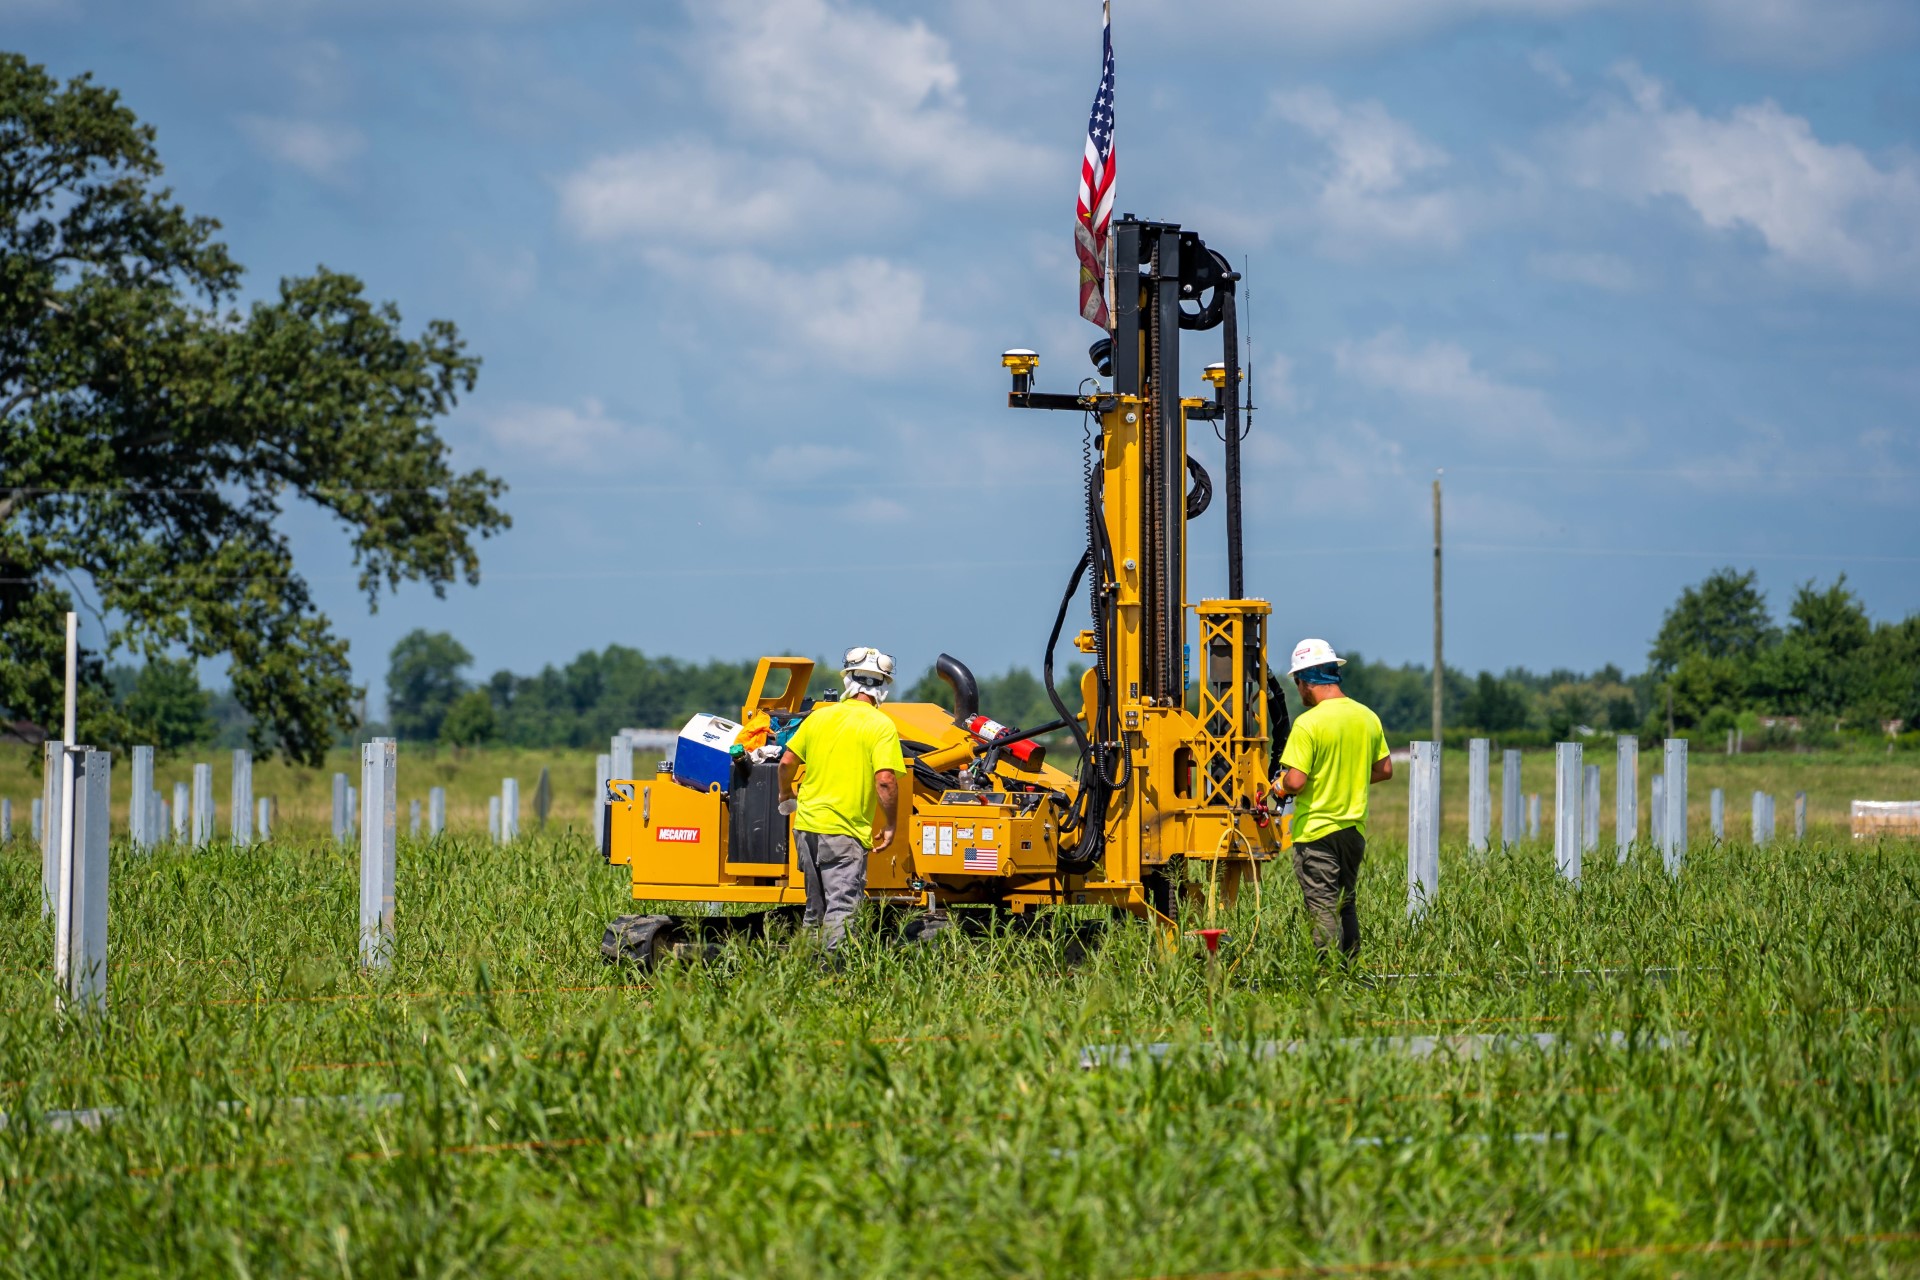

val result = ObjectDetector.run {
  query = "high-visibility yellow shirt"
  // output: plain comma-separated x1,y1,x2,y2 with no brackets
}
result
787,698,906,844
1278,695,1390,843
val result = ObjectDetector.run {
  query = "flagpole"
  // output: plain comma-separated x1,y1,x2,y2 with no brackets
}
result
1103,0,1116,330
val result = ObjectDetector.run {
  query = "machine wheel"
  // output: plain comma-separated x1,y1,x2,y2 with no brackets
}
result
602,913,678,969
900,910,954,946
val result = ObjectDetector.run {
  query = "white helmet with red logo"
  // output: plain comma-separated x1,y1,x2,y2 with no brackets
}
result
1287,637,1347,676
841,645,896,703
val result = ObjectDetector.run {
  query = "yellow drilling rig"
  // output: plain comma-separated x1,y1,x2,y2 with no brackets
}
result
601,217,1291,966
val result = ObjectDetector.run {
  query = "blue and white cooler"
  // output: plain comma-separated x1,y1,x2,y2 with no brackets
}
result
671,713,743,794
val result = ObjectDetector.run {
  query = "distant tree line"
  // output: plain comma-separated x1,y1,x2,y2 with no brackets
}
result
92,568,1920,756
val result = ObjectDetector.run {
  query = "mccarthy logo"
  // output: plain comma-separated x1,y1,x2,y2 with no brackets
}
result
656,827,701,843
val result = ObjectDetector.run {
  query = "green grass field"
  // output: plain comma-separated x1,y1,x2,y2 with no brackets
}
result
0,747,1916,1276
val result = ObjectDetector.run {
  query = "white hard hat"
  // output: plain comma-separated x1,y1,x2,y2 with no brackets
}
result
1287,637,1346,676
841,645,896,703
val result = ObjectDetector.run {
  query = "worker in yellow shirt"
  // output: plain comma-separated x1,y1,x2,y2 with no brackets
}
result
1272,638,1392,964
778,646,906,953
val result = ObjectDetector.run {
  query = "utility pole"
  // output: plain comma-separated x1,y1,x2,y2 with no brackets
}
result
1432,473,1443,746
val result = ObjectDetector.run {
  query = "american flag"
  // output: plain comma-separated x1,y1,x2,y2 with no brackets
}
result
963,846,998,873
1076,0,1116,329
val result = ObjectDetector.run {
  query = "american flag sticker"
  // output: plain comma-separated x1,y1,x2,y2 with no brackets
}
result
963,846,998,873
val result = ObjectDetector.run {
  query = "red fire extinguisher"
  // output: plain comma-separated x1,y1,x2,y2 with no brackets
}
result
963,714,1046,767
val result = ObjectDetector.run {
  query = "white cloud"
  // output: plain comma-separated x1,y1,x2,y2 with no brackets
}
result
479,398,667,468
557,139,901,249
1270,87,1467,254
1335,328,1584,454
1243,416,1406,517
1527,49,1576,90
560,140,834,247
654,250,965,375
1564,66,1920,290
1258,353,1301,413
839,495,911,525
1689,0,1917,66
753,443,866,483
954,0,1915,68
1134,0,1614,51
691,0,1046,194
235,115,365,183
1529,249,1644,292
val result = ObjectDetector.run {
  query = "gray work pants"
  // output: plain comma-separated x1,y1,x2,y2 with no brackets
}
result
1292,825,1365,961
796,830,868,951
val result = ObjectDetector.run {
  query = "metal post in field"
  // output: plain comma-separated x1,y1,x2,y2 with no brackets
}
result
595,753,612,840
611,734,634,786
191,763,214,848
1726,728,1734,755
32,797,43,846
158,798,169,843
231,749,252,845
55,746,111,1015
1615,737,1638,862
347,785,357,836
1500,749,1521,849
429,786,446,837
131,745,154,849
332,772,350,846
1583,763,1600,852
1711,788,1725,840
410,799,422,837
172,781,189,842
257,796,272,843
502,777,520,843
359,738,398,970
41,738,64,917
1406,740,1439,917
1528,793,1540,839
149,792,162,844
1651,774,1665,850
1553,742,1582,884
1662,738,1688,874
0,798,9,843
1752,791,1768,845
488,795,502,844
1467,738,1490,854
1432,474,1443,745
1794,791,1807,841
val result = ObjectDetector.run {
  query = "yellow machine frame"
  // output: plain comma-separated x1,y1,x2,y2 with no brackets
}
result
605,215,1287,936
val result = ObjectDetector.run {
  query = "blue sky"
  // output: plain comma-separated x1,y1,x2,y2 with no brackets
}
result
14,0,1920,708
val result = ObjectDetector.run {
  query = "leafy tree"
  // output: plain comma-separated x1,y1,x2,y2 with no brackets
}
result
1786,575,1872,658
1648,568,1774,675
1460,672,1530,733
122,657,211,751
386,629,471,741
0,56,507,764
439,689,497,748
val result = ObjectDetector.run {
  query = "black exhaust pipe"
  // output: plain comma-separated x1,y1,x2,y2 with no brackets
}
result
934,653,979,724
